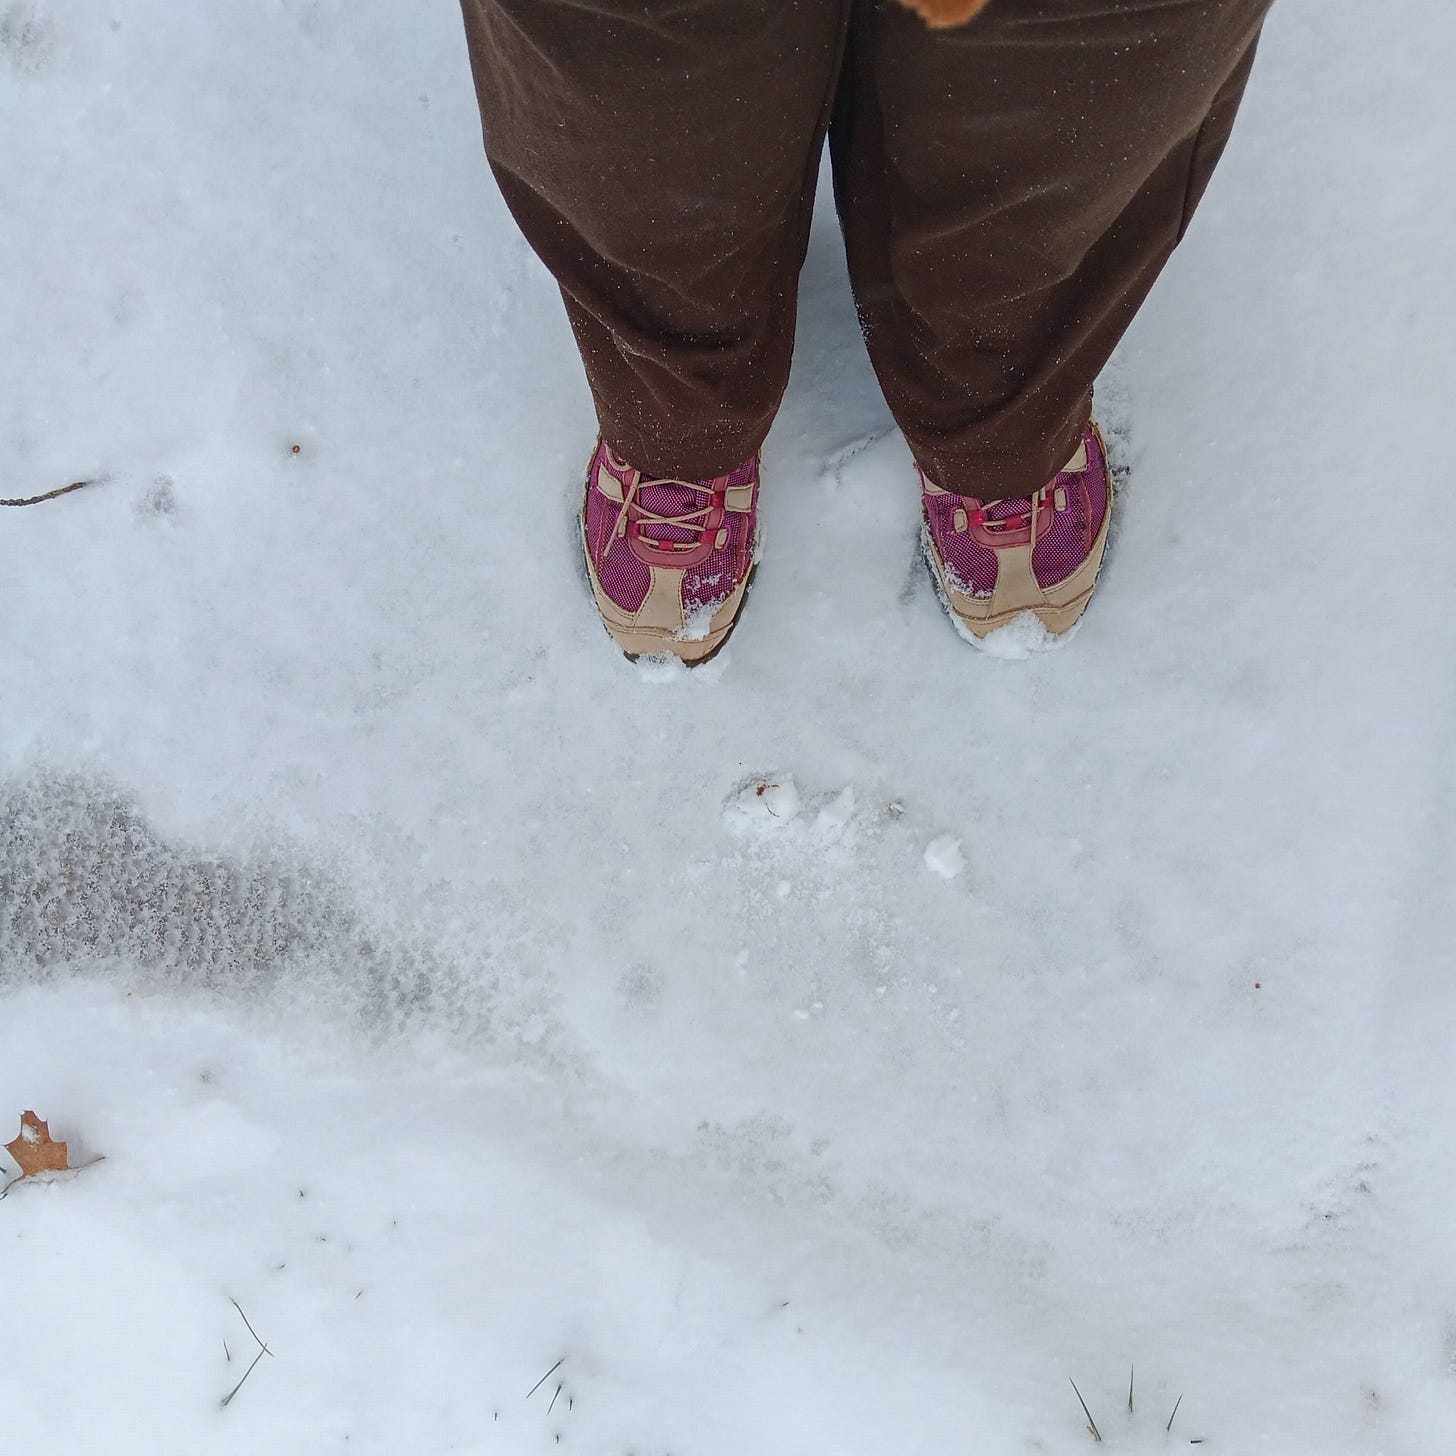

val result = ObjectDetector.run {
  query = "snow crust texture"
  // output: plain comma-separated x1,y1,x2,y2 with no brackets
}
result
4,2,1456,1453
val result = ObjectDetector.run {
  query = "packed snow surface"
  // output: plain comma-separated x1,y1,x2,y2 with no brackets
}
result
4,2,1456,1452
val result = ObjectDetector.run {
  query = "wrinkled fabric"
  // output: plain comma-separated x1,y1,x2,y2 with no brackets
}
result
461,0,1271,499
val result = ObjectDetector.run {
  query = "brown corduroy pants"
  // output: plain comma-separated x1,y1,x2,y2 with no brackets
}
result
460,0,1271,499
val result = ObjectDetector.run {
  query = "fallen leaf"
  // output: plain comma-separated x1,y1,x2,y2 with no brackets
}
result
895,0,992,28
5,1111,70,1177
2,1111,101,1197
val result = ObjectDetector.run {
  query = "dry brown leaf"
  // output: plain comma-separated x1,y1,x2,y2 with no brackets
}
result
5,1111,70,1178
1,1110,101,1197
895,0,992,27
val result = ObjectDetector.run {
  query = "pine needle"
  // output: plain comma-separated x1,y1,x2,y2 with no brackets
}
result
1069,1377,1103,1442
219,1299,274,1409
229,1298,274,1356
220,1347,267,1408
1167,1393,1184,1432
527,1358,564,1399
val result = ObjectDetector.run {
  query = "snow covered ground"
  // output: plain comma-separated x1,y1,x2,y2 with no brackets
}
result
4,1,1456,1451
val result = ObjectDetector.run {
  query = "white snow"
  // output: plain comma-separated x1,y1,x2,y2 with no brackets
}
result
726,775,804,829
4,2,1456,1453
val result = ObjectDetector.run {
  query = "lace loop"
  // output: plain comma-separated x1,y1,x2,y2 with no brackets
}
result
611,471,720,552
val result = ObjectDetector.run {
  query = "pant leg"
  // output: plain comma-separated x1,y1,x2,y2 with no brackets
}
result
831,0,1272,499
460,0,850,479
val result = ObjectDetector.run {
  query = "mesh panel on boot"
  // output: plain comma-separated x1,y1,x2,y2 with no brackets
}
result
922,426,1108,596
923,491,996,596
686,456,758,610
585,444,651,612
1031,427,1109,589
585,443,758,616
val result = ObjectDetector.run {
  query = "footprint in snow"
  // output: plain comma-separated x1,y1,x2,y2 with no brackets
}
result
725,776,966,879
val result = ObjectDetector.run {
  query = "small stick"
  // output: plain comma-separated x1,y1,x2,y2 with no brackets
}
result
1128,1364,1134,1414
547,1383,562,1414
220,1347,267,1408
2,480,97,508
230,1299,274,1356
0,1153,106,1200
1166,1394,1184,1432
220,1299,274,1408
527,1358,564,1399
1069,1378,1102,1443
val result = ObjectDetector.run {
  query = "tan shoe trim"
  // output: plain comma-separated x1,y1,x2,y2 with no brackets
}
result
581,543,754,663
929,495,1112,638
702,569,751,637
594,461,627,503
595,458,754,513
987,541,1039,620
579,445,761,663
581,521,686,639
923,423,1112,639
636,565,687,633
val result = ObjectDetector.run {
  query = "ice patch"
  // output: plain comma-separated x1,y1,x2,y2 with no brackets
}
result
1,0,57,74
0,769,561,1056
923,835,966,880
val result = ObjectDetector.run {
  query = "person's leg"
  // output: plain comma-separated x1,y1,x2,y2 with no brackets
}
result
459,0,851,480
832,0,1272,500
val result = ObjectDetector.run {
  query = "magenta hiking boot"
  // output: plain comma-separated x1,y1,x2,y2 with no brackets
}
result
921,423,1113,647
580,439,761,663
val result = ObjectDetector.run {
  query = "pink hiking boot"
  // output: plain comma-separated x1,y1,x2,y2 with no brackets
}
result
920,423,1113,646
580,439,761,663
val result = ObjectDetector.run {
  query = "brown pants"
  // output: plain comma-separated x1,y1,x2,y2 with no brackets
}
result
461,0,1270,498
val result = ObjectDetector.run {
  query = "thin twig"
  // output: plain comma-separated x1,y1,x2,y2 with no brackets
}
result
1128,1364,1134,1414
229,1298,274,1356
220,1347,267,1408
547,1383,562,1414
220,1300,274,1408
1069,1378,1102,1443
1166,1394,1183,1432
527,1358,564,1399
2,480,97,507
0,1154,106,1200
